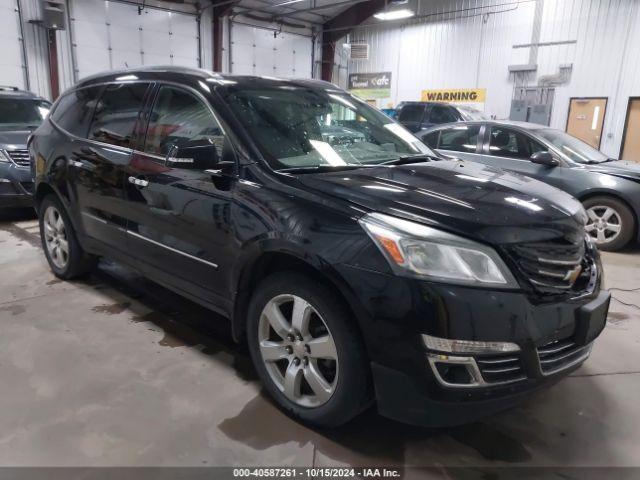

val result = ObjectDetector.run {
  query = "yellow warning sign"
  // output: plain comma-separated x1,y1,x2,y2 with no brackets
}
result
421,88,486,103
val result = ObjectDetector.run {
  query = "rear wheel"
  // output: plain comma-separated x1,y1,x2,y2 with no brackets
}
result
583,196,635,251
39,194,97,279
246,272,372,427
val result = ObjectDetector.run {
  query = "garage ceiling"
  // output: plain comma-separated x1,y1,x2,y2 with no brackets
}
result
231,0,365,26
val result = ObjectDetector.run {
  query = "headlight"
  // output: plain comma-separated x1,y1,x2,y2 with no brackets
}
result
0,150,11,164
359,212,519,288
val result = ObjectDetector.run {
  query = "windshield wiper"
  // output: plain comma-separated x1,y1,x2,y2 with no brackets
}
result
380,153,441,166
278,164,375,173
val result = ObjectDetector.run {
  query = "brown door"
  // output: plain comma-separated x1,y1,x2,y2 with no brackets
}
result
621,98,640,162
566,97,607,149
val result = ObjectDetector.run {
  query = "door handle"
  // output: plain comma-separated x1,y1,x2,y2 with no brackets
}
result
128,176,149,188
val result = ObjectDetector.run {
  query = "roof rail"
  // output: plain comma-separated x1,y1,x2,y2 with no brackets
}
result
0,86,20,91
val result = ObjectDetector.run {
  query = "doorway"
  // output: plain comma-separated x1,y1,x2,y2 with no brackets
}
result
566,97,607,149
621,98,640,162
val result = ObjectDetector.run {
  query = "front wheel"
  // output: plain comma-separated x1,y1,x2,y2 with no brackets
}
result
583,196,635,251
246,272,372,427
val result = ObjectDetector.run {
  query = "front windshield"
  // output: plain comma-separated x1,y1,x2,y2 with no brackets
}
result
537,129,609,164
223,86,433,170
457,106,489,121
0,98,51,130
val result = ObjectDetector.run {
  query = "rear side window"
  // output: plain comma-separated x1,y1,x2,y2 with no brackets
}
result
428,105,459,124
439,125,480,153
51,87,102,137
398,104,425,123
421,130,440,148
89,83,150,148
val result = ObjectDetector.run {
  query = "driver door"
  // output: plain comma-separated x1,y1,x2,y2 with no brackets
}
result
123,84,236,309
478,126,569,189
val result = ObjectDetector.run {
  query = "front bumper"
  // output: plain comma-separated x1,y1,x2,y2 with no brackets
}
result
335,263,609,427
0,162,34,208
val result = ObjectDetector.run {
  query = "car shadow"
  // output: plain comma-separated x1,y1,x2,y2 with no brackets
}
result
77,260,615,470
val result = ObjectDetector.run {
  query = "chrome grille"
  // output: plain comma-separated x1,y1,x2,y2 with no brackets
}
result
7,149,31,167
476,354,526,385
507,239,590,294
537,338,592,375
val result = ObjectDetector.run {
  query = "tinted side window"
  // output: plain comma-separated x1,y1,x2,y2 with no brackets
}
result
51,87,102,137
489,127,546,160
89,83,149,148
398,104,425,123
144,86,225,170
439,125,480,153
422,130,440,149
428,105,459,124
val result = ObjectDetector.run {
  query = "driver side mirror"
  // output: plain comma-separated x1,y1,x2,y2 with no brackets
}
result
530,151,559,167
165,141,219,170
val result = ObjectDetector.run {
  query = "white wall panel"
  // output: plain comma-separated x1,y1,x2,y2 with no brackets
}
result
230,22,312,78
0,0,26,90
349,0,640,157
69,0,200,81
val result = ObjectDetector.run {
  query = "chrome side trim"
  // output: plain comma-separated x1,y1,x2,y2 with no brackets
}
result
126,230,218,269
81,211,108,225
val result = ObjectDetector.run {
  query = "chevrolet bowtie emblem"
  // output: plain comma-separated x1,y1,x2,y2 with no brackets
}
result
564,265,583,284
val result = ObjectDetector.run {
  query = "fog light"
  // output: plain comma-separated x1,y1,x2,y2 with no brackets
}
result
422,334,520,354
427,354,485,388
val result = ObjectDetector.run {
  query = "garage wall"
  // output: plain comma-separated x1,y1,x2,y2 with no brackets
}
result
230,22,313,78
349,0,640,158
0,1,28,90
66,0,200,82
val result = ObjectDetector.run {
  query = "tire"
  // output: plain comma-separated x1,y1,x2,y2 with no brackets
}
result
583,196,635,252
246,272,372,427
38,194,97,279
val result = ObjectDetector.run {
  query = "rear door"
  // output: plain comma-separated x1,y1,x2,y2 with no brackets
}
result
123,84,236,308
66,82,152,252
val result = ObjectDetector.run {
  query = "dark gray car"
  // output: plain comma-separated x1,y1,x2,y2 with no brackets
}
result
418,120,640,251
0,86,51,209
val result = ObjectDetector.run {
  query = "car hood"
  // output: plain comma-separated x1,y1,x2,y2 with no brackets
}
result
585,160,640,181
297,160,587,245
0,129,31,149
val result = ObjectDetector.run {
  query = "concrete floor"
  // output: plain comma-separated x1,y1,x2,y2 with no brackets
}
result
1,208,640,471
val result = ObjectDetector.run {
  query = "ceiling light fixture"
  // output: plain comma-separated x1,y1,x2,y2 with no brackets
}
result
373,9,415,21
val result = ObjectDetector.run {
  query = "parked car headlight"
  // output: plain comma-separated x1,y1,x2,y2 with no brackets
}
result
0,150,12,164
359,212,519,288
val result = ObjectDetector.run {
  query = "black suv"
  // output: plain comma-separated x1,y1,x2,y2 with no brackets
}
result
30,67,609,428
395,101,488,133
0,86,51,208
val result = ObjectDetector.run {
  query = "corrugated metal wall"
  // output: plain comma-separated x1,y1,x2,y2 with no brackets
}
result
348,0,640,157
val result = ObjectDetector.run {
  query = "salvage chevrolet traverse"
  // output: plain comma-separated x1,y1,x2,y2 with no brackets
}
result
29,67,609,427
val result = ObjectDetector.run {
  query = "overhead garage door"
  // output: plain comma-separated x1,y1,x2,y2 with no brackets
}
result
231,23,312,78
0,0,26,89
69,0,200,81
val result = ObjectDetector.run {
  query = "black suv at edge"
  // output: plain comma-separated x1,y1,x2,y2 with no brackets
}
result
29,67,610,428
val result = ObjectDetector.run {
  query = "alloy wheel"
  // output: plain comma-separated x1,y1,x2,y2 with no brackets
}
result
585,205,622,245
43,205,69,269
258,294,339,408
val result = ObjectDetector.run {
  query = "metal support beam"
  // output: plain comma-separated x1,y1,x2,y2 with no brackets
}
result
210,0,239,72
47,29,59,99
320,0,386,82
